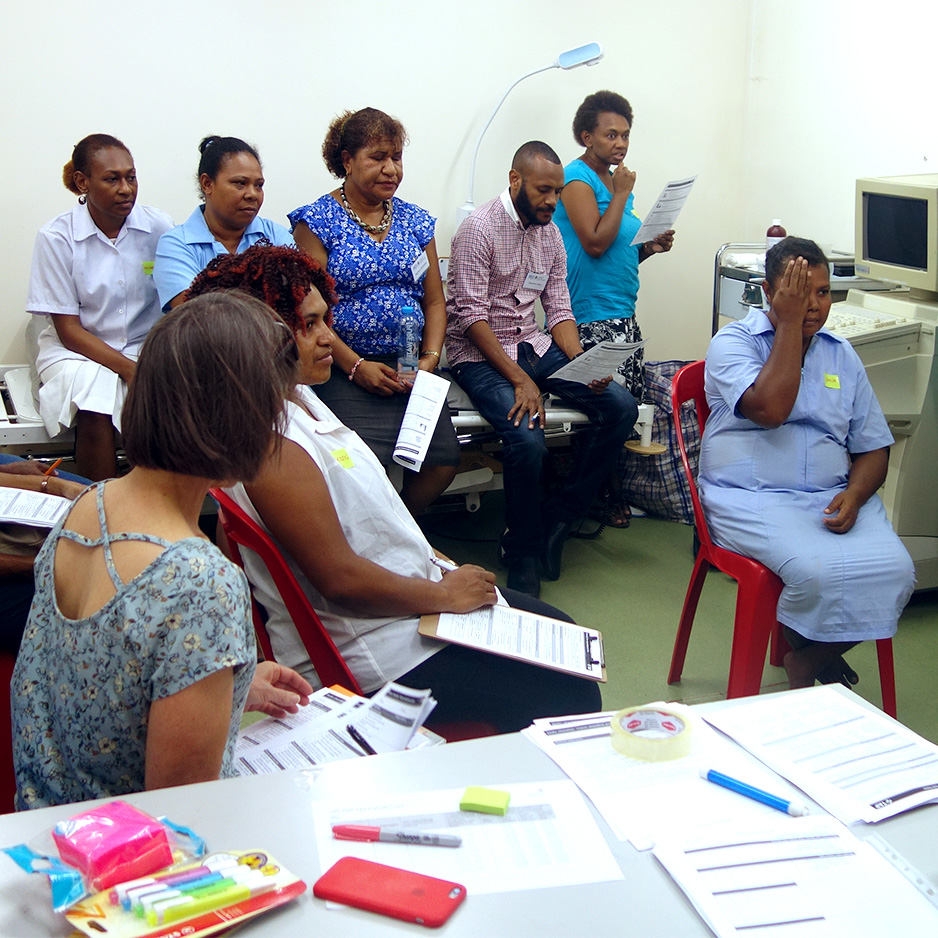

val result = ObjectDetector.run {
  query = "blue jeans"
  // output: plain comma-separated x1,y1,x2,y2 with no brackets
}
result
452,342,637,559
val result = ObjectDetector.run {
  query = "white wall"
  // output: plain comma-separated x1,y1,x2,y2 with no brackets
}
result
744,0,938,253
7,0,934,370
0,0,750,365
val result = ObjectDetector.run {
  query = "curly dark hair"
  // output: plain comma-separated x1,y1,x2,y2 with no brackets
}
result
572,91,633,146
765,237,829,287
321,107,408,178
63,134,129,194
186,243,337,334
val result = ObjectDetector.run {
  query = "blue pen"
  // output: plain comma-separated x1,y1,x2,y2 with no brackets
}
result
700,767,807,817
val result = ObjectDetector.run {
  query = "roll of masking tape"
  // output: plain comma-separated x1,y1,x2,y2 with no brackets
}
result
610,703,693,761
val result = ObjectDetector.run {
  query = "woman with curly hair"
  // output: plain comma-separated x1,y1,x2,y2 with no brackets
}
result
288,108,459,516
28,134,172,480
186,245,602,732
154,135,293,310
553,91,676,526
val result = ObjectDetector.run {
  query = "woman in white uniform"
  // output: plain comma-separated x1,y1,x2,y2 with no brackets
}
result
27,134,172,480
187,245,603,731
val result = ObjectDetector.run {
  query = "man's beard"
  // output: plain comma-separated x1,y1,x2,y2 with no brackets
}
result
516,185,552,227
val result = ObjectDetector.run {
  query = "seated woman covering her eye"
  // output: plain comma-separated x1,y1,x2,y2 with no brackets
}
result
699,236,915,689
12,293,310,809
186,245,602,733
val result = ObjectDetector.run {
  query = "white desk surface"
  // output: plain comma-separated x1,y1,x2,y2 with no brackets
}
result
0,687,935,937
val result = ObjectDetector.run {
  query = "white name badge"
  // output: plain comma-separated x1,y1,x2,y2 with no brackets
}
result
522,271,548,291
411,251,430,283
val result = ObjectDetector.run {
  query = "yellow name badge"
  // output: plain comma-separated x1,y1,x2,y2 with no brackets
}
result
331,448,354,469
142,261,154,275
824,373,841,389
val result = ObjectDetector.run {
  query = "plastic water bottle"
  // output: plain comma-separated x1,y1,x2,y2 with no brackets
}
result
397,306,420,383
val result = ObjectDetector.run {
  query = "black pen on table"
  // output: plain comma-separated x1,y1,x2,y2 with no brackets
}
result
346,724,377,755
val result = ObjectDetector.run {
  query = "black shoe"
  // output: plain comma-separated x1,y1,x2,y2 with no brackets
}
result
506,556,540,597
541,519,572,581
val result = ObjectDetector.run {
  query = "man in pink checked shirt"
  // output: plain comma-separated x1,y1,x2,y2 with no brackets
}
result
445,141,637,598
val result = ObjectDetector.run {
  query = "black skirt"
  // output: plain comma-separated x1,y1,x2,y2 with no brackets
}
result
314,358,460,467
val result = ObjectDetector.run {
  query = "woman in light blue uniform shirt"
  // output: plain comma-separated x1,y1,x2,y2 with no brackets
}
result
154,135,293,309
700,237,915,689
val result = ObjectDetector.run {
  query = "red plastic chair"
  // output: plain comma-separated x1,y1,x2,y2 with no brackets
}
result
209,489,497,741
668,361,897,717
211,488,364,694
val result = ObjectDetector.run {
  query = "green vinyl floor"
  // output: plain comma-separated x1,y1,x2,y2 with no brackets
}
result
418,491,938,744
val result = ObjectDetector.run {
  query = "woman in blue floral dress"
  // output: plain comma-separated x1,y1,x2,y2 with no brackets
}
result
290,108,459,515
11,294,306,808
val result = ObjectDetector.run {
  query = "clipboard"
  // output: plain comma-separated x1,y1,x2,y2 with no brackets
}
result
419,609,606,683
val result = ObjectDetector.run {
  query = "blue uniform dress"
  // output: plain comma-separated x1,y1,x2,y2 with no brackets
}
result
553,159,645,398
699,308,915,642
153,206,294,309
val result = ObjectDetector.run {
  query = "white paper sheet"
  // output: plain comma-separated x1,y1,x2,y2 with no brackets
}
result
347,683,436,754
550,340,645,385
312,780,623,895
392,369,449,471
431,606,604,680
654,814,938,936
235,683,437,774
523,710,815,849
703,686,938,824
630,175,697,245
0,488,70,527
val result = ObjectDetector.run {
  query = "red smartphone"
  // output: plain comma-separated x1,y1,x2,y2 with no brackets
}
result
313,856,466,928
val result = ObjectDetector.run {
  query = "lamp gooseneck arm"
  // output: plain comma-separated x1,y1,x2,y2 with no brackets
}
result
465,63,554,208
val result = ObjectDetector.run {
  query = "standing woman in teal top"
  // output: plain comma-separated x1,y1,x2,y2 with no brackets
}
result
553,90,675,526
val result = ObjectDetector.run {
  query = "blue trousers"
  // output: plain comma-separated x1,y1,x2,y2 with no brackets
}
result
453,342,637,559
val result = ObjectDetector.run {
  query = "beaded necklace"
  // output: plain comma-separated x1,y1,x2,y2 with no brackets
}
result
340,184,393,233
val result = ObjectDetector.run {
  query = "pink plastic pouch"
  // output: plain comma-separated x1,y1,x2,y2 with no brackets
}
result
51,800,173,891
3,802,205,912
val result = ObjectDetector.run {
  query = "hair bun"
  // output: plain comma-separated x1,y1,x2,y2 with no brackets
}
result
199,136,218,153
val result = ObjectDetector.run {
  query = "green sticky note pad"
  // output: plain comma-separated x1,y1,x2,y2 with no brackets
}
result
460,786,510,815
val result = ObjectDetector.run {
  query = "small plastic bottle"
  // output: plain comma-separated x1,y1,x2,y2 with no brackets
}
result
766,219,787,249
397,306,420,382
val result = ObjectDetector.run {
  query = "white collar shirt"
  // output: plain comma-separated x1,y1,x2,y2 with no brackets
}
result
28,202,172,373
445,190,574,365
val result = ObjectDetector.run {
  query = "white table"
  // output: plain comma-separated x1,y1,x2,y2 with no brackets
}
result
0,688,935,937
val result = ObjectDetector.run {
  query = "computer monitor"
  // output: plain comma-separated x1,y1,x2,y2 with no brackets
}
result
855,174,938,299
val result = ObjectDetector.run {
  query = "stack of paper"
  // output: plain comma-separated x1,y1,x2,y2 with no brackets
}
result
312,780,623,896
654,813,938,936
0,488,69,527
703,686,938,824
235,683,437,775
523,710,810,850
421,606,605,681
